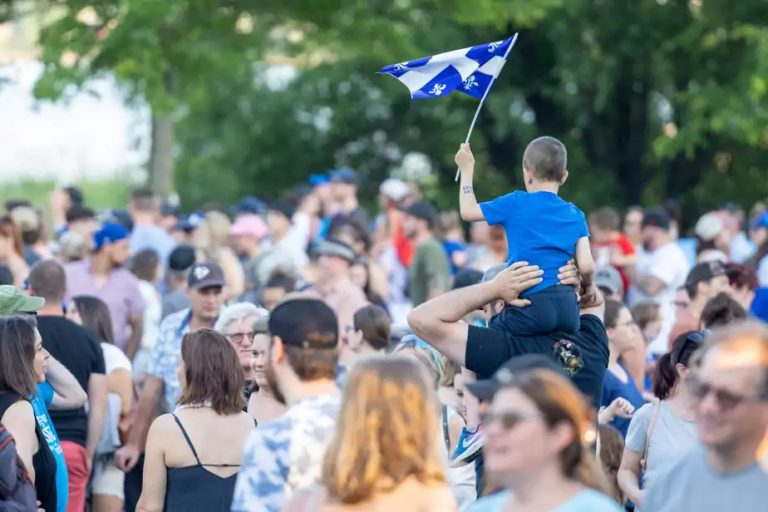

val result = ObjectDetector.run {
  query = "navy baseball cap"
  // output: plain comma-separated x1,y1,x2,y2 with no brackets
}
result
330,167,359,185
93,223,128,251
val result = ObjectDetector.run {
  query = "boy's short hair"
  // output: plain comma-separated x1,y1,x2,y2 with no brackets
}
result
589,207,620,231
522,136,568,182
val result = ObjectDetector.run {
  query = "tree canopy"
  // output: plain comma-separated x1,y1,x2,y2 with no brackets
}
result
29,0,768,224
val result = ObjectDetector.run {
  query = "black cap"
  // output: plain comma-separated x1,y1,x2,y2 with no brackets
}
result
685,260,726,289
269,298,338,349
161,203,180,218
268,199,295,221
232,196,267,217
452,268,483,290
466,354,567,401
330,167,359,185
169,245,196,273
313,239,357,264
187,262,226,290
65,205,95,223
405,201,438,229
642,207,671,230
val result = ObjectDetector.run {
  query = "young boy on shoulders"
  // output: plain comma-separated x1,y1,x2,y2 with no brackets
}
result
456,136,595,335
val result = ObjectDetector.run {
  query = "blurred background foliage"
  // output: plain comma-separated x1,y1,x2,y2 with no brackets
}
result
10,0,768,225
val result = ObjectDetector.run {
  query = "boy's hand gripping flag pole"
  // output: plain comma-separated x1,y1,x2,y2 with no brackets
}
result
379,33,519,181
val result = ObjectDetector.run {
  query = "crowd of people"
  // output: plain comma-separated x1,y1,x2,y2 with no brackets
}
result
0,136,766,511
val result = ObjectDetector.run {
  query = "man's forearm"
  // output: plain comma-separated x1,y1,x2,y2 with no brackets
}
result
414,280,498,326
86,398,106,459
128,377,163,449
125,318,143,360
46,357,86,407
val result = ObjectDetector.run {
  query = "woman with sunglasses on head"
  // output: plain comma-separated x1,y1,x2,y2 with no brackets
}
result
392,336,475,509
136,329,256,512
468,368,621,512
617,331,700,510
285,356,457,511
598,299,645,437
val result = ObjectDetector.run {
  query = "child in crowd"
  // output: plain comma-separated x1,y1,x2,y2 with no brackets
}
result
456,136,595,335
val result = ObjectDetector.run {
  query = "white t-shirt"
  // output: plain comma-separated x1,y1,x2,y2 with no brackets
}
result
138,280,161,350
101,342,132,375
629,242,690,354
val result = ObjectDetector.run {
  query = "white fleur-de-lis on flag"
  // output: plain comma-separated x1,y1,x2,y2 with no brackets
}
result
393,61,409,71
429,83,446,95
488,40,503,52
463,75,478,90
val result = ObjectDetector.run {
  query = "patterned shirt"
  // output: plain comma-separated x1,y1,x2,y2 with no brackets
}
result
144,308,193,412
231,393,341,512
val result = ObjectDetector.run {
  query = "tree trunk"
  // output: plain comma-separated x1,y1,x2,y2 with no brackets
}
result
147,113,175,199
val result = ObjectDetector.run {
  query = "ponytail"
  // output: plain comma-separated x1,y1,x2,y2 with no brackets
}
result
652,352,677,400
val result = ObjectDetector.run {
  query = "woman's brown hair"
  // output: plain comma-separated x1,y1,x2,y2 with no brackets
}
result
498,369,609,494
0,315,39,398
177,329,245,415
597,424,625,505
0,216,24,258
72,296,115,344
353,305,391,351
322,356,447,504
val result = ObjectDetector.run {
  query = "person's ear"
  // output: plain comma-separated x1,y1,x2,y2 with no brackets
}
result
560,169,569,186
348,329,363,350
523,167,533,185
549,420,577,455
675,363,689,378
271,336,286,365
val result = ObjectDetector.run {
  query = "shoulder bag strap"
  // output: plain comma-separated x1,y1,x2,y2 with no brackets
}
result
640,401,661,473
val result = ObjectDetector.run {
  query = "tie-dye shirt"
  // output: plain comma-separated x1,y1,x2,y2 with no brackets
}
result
231,393,340,512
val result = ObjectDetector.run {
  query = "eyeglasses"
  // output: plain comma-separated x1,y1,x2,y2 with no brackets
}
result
226,332,256,345
688,375,764,410
480,410,542,430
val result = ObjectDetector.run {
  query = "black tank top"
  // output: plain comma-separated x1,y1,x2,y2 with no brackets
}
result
164,414,253,512
0,392,57,512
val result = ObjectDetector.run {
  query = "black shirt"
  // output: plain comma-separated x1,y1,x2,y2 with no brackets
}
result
465,314,609,409
37,316,106,446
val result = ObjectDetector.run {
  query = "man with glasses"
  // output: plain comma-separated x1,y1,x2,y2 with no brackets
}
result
644,321,768,511
214,303,268,401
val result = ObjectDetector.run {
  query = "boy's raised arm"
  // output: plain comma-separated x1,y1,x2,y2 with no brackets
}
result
456,144,484,222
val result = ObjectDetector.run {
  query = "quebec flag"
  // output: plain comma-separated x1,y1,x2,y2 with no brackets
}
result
379,34,518,99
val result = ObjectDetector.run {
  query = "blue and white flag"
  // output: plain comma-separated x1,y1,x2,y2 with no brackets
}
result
379,34,518,99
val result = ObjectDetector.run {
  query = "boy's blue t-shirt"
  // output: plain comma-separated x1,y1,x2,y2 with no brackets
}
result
31,382,68,512
479,190,588,297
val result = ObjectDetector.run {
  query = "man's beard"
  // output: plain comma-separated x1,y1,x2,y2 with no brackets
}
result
265,362,287,405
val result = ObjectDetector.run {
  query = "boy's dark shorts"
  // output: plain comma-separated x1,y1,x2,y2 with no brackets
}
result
488,284,579,335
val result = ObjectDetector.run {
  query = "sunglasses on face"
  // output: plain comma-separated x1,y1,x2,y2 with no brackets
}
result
688,375,765,410
480,410,542,430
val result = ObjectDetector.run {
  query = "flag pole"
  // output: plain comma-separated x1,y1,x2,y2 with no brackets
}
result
455,33,518,181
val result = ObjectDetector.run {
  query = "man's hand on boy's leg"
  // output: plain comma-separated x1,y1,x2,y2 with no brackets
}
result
490,261,542,306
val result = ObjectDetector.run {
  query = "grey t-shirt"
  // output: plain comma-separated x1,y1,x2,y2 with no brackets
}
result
625,401,697,494
644,444,768,512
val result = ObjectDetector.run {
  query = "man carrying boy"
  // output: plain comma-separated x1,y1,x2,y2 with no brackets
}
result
456,136,595,335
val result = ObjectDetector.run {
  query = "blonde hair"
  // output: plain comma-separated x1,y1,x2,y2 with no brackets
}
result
499,369,610,495
202,211,232,249
392,336,456,389
322,356,447,504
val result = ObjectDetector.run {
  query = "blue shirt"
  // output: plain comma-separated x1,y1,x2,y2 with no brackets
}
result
129,224,176,263
601,365,645,438
480,191,588,297
31,383,68,512
468,489,623,512
145,309,193,412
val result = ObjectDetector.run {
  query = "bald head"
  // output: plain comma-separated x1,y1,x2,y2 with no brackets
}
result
522,136,568,183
